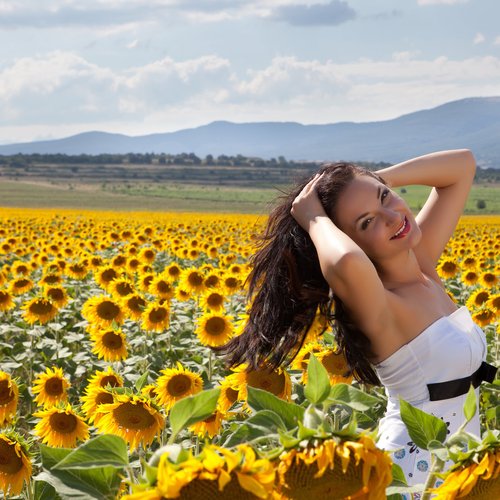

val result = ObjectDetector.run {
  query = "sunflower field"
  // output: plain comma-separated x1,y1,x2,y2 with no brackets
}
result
0,208,498,500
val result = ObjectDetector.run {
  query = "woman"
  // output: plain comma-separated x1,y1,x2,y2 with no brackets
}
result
220,149,497,485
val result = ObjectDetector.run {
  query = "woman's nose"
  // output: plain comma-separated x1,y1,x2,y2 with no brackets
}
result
384,209,400,226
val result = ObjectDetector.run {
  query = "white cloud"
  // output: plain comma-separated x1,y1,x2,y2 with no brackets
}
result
417,0,468,5
1,51,499,143
473,33,485,44
494,36,500,45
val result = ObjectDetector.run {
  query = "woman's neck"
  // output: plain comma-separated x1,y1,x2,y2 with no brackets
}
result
374,250,429,288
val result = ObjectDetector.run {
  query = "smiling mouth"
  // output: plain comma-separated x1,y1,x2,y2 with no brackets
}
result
390,216,410,239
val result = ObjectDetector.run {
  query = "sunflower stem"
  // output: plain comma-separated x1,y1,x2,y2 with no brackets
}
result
421,454,445,500
208,349,213,382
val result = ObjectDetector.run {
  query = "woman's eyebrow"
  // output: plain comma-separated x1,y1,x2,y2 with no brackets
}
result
354,186,382,225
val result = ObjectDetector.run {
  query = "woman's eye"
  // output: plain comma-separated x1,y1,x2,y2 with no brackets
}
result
381,189,390,202
361,218,372,230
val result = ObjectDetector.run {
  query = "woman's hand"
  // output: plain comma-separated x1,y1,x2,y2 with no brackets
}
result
290,173,328,232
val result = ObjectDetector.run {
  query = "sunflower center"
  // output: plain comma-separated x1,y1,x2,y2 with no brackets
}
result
29,300,55,316
207,294,224,308
0,439,23,474
148,307,168,323
13,278,30,289
167,374,192,397
225,387,238,405
102,331,123,350
156,281,171,294
115,282,134,296
100,269,118,283
43,275,61,284
113,402,155,430
47,289,64,301
225,277,238,289
70,264,86,274
0,380,14,405
205,317,226,336
49,412,78,434
441,262,457,273
44,377,64,396
167,266,181,278
127,296,146,312
0,292,11,304
205,275,220,288
475,292,490,305
188,272,203,287
247,370,286,395
95,392,114,406
483,273,495,283
100,375,121,388
96,301,121,320
320,352,347,375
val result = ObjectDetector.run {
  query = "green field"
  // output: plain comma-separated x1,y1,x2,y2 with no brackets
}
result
0,180,498,214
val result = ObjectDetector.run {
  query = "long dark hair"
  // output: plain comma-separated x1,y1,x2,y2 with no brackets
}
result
217,162,383,385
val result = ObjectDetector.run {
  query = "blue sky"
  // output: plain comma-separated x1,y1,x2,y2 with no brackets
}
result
1,0,499,144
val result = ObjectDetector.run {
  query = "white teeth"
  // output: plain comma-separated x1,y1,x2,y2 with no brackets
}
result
392,218,406,238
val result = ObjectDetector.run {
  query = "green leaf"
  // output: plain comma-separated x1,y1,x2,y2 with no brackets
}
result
223,422,275,448
169,388,220,440
53,435,129,470
247,410,287,432
427,439,449,462
463,385,477,423
134,370,150,392
39,445,123,500
247,386,304,430
390,463,408,486
34,477,62,500
304,354,331,404
399,399,447,450
327,383,381,411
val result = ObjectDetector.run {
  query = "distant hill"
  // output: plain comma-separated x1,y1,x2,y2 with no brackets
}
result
1,97,499,166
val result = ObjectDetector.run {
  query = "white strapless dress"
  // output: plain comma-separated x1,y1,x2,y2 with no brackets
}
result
374,306,487,489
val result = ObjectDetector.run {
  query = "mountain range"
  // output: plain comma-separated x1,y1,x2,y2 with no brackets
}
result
1,96,499,166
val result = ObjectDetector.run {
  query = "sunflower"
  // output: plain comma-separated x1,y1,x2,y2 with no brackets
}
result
86,366,124,393
123,444,275,500
150,275,176,300
82,294,125,327
0,372,18,426
138,247,156,264
11,261,30,276
317,348,353,385
196,312,234,347
121,293,147,320
155,363,203,410
0,290,15,313
433,445,500,499
467,289,491,310
204,272,222,290
32,366,70,408
179,268,206,295
221,274,242,295
94,266,119,290
0,432,32,497
479,271,498,288
89,327,128,362
42,285,69,308
22,297,59,325
487,294,500,315
111,254,128,269
174,287,192,302
39,272,63,287
200,290,226,312
80,387,114,424
110,277,136,298
462,270,479,286
229,366,292,404
9,277,34,295
277,435,393,500
33,404,89,448
217,378,241,415
66,262,89,280
94,394,164,452
436,259,459,279
472,308,497,327
141,301,170,332
164,263,182,282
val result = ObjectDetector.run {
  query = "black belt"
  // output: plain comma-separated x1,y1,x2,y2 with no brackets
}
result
427,362,497,402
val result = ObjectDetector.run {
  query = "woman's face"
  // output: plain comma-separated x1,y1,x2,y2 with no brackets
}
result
334,174,421,261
